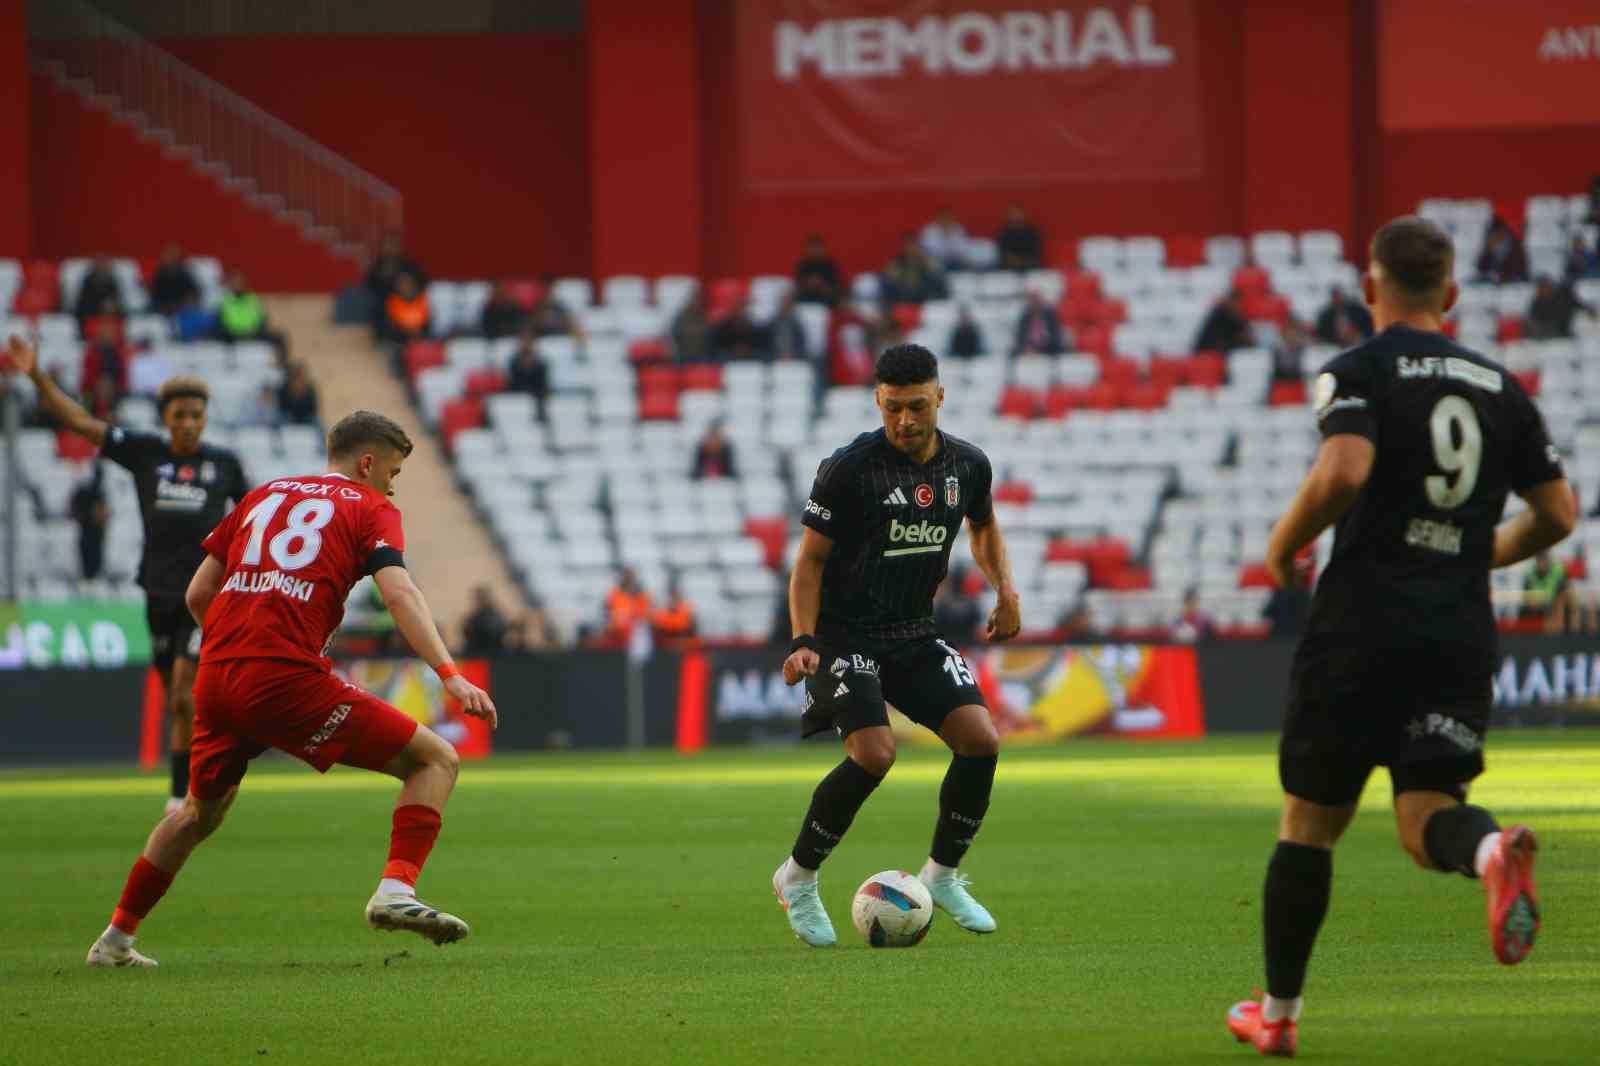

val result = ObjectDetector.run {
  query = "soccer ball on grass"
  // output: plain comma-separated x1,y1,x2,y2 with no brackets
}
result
851,870,933,948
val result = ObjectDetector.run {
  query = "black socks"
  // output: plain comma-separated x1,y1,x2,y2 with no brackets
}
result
930,754,997,868
1263,842,1333,1000
791,758,883,870
1423,804,1500,877
170,750,190,801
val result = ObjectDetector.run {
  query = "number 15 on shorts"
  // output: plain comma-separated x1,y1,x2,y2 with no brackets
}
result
938,639,975,686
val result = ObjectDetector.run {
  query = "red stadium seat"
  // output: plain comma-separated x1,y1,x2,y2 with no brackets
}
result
681,364,723,391
1148,357,1186,389
1232,266,1270,297
465,369,507,397
1067,272,1101,302
1044,385,1085,419
1497,316,1523,342
1094,299,1127,326
993,481,1033,505
638,365,680,394
1075,325,1112,358
638,390,679,420
439,397,484,452
891,303,922,331
628,338,671,364
1125,382,1169,410
57,431,97,462
709,278,748,318
12,287,52,316
506,279,546,309
1099,358,1139,387
1440,318,1459,338
405,341,446,380
1243,294,1290,324
1568,556,1587,581
743,516,789,570
1102,565,1152,591
1239,563,1275,588
1269,380,1307,406
960,568,988,597
1514,370,1539,396
998,386,1039,419
1059,296,1099,328
1187,353,1226,387
1165,234,1206,267
24,260,58,288
1084,383,1121,410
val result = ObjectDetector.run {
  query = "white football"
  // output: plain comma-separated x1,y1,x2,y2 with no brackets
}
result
851,870,934,948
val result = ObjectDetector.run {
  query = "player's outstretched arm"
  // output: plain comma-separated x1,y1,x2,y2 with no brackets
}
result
1492,480,1577,569
968,515,1021,641
782,528,832,685
373,565,498,727
1265,434,1376,586
185,555,227,626
4,336,110,446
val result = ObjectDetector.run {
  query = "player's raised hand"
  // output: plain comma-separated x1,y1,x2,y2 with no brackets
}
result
444,674,498,729
783,647,820,686
4,335,38,376
987,591,1021,642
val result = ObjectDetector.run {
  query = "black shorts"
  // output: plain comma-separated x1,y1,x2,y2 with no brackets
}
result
1280,643,1490,807
146,595,201,673
801,634,986,740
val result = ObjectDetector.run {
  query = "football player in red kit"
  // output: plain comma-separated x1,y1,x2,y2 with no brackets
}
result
87,411,498,967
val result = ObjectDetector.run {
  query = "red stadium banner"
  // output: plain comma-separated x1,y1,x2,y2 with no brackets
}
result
1380,1,1600,130
736,1,1205,190
140,658,494,771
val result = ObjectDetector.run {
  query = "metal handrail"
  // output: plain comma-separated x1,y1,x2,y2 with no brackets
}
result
28,0,401,259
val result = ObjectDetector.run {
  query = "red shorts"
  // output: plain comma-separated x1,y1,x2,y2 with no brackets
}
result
189,659,420,801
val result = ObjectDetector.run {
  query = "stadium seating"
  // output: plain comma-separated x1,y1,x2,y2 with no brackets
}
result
0,256,320,601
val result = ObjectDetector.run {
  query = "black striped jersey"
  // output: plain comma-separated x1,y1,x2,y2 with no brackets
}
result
802,429,993,643
1308,324,1564,661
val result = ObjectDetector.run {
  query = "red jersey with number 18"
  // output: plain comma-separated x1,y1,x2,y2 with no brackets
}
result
199,474,406,669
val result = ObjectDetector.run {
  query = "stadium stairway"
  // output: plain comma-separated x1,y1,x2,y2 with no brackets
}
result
265,296,519,628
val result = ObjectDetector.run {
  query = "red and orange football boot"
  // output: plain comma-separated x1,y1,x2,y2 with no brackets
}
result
1483,825,1540,965
1227,997,1297,1058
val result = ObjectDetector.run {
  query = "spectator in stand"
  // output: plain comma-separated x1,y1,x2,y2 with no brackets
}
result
80,316,131,404
768,293,809,361
933,567,982,641
1264,556,1312,636
1526,275,1596,340
881,233,949,306
276,361,322,429
948,305,984,358
529,285,582,340
1313,285,1374,345
365,231,427,332
692,420,738,479
1521,551,1569,622
920,208,972,272
996,204,1043,271
1563,233,1600,282
604,567,652,645
503,606,553,651
672,287,711,362
480,281,529,340
173,291,218,343
650,583,696,646
710,297,770,361
73,257,123,327
1171,588,1213,643
1194,289,1254,353
150,244,200,316
461,585,510,656
1272,318,1310,383
1475,217,1529,284
218,272,287,360
794,234,841,305
827,301,880,385
85,374,119,422
1013,290,1068,356
70,463,109,583
382,272,430,343
507,331,550,422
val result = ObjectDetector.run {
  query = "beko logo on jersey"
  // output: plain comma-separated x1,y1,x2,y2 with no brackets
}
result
805,498,832,521
885,518,947,557
156,480,208,505
221,569,316,603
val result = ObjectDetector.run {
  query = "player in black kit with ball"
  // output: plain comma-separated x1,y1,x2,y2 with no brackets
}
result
772,344,1021,947
8,337,250,813
1223,218,1576,1056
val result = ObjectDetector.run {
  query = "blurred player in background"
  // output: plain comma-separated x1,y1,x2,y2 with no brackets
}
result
85,411,497,967
775,344,1020,947
7,336,249,813
1226,218,1575,1056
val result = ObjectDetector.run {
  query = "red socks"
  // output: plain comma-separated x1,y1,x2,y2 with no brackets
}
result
111,857,175,935
383,804,442,887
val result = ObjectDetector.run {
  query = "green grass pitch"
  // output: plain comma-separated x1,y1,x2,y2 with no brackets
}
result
4,732,1597,1065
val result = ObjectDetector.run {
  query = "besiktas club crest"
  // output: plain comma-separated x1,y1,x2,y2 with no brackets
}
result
945,476,959,508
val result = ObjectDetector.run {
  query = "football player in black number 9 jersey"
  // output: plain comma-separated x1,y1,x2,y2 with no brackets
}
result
772,344,1021,947
1223,219,1577,1058
7,337,250,815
